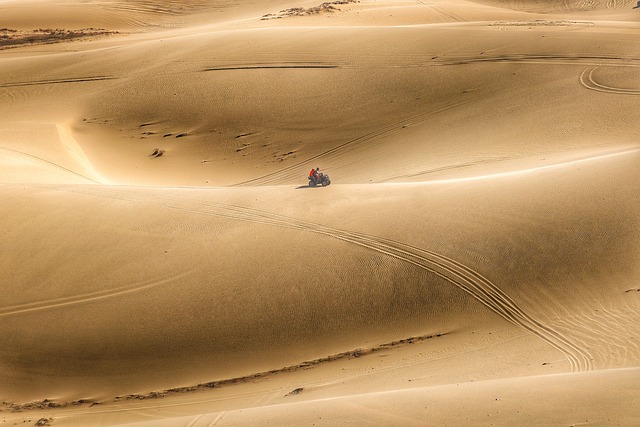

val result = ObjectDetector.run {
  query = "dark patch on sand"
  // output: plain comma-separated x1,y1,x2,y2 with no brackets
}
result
0,28,117,50
118,332,446,401
149,148,164,158
286,387,305,396
261,0,359,20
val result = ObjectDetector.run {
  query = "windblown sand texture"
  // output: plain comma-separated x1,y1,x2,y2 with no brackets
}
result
1,0,639,425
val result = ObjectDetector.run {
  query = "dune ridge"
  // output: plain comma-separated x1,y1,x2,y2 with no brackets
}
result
110,368,640,427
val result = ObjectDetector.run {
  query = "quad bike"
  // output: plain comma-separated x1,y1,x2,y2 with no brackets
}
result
308,173,331,187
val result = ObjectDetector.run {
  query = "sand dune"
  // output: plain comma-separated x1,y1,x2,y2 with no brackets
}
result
112,368,640,427
0,0,638,425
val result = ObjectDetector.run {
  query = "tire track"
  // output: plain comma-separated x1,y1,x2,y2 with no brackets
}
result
103,0,212,16
434,54,640,67
0,269,195,317
204,64,340,71
48,185,594,372
201,201,593,372
580,66,640,95
0,145,100,183
166,196,594,371
231,122,404,187
416,0,464,22
550,307,640,368
208,412,227,426
232,97,474,187
372,156,514,183
186,414,205,427
196,52,640,71
231,54,638,188
0,76,116,88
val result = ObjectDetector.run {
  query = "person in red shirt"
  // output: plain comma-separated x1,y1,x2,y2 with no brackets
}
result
308,167,321,185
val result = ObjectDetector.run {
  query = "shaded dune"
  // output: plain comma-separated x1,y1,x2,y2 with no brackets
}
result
1,150,638,406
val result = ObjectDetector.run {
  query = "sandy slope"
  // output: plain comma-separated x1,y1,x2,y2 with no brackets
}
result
107,368,640,427
0,0,639,425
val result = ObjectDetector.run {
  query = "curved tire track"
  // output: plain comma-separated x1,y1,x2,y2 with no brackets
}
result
50,185,594,372
580,66,640,95
0,270,194,317
199,201,594,372
165,196,594,372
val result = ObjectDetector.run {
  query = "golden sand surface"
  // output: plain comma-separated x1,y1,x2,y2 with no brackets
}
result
0,0,639,425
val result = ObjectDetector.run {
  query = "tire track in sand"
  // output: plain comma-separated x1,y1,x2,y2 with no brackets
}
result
434,54,640,67
207,412,227,426
185,414,205,427
0,270,194,317
50,185,594,372
0,76,117,88
175,198,593,372
232,98,474,187
0,145,100,183
416,0,464,22
580,66,640,95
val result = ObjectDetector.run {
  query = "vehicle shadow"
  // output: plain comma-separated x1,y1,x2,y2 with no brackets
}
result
295,185,328,190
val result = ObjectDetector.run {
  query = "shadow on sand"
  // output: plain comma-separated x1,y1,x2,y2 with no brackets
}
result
295,185,329,190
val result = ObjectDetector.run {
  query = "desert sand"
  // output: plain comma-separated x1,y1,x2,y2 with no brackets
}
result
0,0,639,426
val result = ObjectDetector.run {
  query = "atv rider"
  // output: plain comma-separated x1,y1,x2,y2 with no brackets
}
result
309,167,321,183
